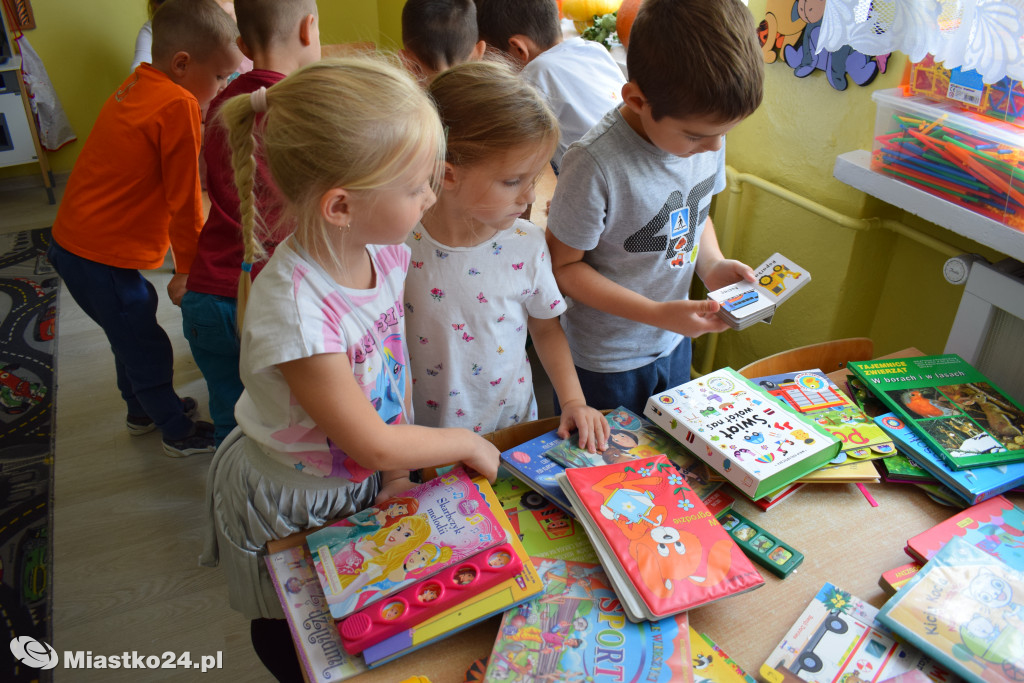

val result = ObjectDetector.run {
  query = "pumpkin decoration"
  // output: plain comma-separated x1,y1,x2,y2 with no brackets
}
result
616,0,643,49
562,0,623,33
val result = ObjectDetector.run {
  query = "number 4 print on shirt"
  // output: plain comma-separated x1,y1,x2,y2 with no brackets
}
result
623,172,717,269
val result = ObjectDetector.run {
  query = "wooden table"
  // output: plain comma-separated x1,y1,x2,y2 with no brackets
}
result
329,349,1024,682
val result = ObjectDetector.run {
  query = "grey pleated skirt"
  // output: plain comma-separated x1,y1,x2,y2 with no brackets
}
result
199,427,380,620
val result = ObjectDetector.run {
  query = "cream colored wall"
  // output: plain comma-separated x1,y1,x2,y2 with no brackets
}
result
0,0,390,179
702,0,1006,372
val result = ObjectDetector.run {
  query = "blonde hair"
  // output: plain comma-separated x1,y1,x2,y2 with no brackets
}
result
218,56,445,325
151,0,239,63
427,59,558,168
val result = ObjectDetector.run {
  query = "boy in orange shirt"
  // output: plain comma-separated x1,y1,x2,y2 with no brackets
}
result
49,0,241,457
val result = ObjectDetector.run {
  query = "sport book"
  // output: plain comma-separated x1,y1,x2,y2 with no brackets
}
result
904,495,1024,567
557,455,763,622
707,252,810,329
847,354,1024,470
876,412,1024,505
878,537,1022,683
306,468,507,619
484,557,695,683
760,582,957,683
645,368,842,499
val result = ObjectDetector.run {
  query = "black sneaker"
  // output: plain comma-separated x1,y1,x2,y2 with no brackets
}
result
127,397,198,436
162,420,216,458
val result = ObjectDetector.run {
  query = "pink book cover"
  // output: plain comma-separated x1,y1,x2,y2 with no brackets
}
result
904,495,1024,565
562,455,763,620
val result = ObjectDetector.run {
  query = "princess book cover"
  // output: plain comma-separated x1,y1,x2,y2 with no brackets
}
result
499,428,575,517
847,355,1024,470
542,408,723,501
362,475,543,668
561,455,763,621
750,369,896,465
645,368,842,499
876,413,1024,506
878,538,1023,683
306,468,507,619
760,582,957,683
904,495,1024,567
265,545,366,683
483,558,694,683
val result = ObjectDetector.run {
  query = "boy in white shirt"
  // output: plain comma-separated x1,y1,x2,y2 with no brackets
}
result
476,0,625,174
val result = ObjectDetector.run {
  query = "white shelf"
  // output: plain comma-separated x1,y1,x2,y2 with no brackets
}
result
0,55,22,72
833,149,1024,262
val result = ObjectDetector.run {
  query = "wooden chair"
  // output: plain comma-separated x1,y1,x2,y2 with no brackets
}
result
736,337,874,379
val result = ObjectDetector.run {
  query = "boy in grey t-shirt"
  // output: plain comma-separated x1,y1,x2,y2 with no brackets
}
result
546,0,765,416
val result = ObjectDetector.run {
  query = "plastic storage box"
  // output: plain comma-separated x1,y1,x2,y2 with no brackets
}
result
871,88,1024,231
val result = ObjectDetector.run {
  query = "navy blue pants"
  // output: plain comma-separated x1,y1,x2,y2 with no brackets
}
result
556,338,692,417
48,240,192,439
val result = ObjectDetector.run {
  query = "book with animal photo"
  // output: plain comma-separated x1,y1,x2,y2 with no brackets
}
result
556,455,764,622
760,582,956,683
305,468,507,619
847,354,1024,470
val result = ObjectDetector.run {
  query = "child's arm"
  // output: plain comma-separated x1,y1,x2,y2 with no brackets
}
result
546,231,731,338
693,218,755,291
279,354,501,482
161,97,205,306
527,316,610,453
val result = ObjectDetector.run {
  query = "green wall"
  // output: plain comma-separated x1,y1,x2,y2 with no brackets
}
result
0,0,399,179
700,0,1006,371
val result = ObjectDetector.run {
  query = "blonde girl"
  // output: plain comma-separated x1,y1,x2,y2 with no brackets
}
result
404,60,610,451
200,58,500,658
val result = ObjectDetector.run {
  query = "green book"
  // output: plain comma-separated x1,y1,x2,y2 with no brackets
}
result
847,354,1024,470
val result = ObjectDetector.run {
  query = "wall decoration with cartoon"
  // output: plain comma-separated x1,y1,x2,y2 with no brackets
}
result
759,0,889,91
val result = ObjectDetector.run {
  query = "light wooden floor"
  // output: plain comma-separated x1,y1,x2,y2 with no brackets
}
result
2,182,271,682
2,163,558,683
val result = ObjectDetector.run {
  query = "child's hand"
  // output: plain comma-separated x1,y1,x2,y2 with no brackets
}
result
457,432,501,483
557,400,610,453
699,258,756,293
659,298,731,337
167,273,189,306
375,475,417,504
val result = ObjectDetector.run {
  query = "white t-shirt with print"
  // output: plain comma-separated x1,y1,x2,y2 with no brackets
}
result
235,238,411,478
404,219,567,434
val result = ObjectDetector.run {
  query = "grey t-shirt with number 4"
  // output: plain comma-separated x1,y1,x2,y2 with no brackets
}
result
547,106,726,373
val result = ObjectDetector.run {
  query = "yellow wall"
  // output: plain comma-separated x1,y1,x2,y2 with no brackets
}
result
0,0,394,179
699,0,1006,371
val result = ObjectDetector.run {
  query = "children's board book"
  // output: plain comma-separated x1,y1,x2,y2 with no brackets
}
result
760,582,958,683
498,427,575,517
705,458,880,485
543,408,724,501
880,453,937,484
691,628,757,683
306,468,507,619
913,482,971,508
751,482,804,511
879,561,923,594
878,537,1023,683
557,455,764,622
645,368,842,500
707,253,810,329
492,476,601,565
361,475,544,668
847,354,1024,470
750,368,897,465
903,495,1024,567
876,412,1024,506
265,544,367,683
483,557,695,683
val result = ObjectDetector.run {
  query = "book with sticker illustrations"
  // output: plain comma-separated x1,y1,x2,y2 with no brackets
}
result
305,468,507,619
557,455,763,622
707,253,811,329
645,368,842,500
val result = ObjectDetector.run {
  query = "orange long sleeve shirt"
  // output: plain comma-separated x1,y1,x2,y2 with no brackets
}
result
53,64,203,273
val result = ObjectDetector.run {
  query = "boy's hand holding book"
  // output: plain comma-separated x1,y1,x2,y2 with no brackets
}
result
657,298,732,337
697,257,756,292
556,398,610,454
